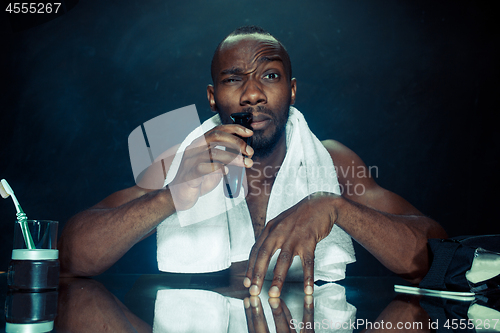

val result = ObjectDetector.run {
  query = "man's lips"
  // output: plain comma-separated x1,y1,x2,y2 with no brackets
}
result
250,113,272,130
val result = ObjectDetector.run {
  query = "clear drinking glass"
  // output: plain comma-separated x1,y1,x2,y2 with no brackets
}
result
7,220,60,291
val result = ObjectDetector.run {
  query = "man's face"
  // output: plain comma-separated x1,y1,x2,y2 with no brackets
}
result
208,34,296,158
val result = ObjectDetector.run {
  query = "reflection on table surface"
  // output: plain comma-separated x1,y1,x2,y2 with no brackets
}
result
1,272,499,332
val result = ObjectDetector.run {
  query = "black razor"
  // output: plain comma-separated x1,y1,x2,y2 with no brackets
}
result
223,112,252,198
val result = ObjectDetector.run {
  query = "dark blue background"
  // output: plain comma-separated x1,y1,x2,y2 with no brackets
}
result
1,0,498,276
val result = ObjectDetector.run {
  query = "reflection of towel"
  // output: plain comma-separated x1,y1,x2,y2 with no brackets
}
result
152,289,232,332
152,283,356,333
156,107,355,281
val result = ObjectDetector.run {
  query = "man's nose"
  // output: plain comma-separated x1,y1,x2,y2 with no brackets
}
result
240,80,266,106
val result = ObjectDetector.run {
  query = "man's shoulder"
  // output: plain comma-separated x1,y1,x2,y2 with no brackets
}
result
321,139,357,163
321,139,343,152
320,139,371,180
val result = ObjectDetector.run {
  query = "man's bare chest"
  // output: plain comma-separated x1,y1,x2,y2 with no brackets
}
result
245,189,271,240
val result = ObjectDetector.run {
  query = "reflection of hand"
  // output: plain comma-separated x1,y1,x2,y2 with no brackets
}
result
244,295,315,333
245,192,339,297
169,124,254,211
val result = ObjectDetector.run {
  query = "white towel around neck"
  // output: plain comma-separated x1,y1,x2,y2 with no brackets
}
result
156,106,355,281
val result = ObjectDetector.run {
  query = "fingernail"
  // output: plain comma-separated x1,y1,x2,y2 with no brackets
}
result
305,285,313,295
224,166,229,174
246,146,254,155
249,285,260,295
269,298,280,309
269,286,280,297
244,297,250,309
250,296,259,308
243,277,251,288
244,157,253,167
245,128,253,134
304,295,313,305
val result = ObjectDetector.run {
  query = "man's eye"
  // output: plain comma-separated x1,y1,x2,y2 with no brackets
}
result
222,77,240,84
264,73,279,80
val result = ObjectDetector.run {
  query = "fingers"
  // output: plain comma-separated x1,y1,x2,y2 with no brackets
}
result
245,240,277,296
180,148,249,189
178,124,254,188
213,123,254,138
270,296,314,333
208,144,253,168
302,295,315,333
168,124,254,211
244,298,256,333
244,200,324,297
247,296,313,333
245,225,316,297
269,248,294,297
301,251,315,295
244,213,291,295
269,244,315,297
244,296,270,333
269,298,294,333
204,125,254,157
244,225,270,289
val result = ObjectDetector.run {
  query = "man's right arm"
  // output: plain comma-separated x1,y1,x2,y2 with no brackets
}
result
58,123,254,277
58,185,176,277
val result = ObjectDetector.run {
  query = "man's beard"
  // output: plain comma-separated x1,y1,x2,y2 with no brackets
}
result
250,107,288,159
222,105,289,159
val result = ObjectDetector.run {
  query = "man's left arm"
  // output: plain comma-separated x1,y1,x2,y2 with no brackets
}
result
244,140,447,297
323,139,447,282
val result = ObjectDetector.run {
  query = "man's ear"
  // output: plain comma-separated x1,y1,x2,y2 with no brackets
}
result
290,78,297,105
207,84,218,112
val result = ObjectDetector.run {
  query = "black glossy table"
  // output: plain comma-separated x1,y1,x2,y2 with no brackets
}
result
0,272,493,332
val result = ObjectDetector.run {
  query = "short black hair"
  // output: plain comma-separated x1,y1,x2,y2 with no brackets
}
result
230,25,271,36
210,25,292,83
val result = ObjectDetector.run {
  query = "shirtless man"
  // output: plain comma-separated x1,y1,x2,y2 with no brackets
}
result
58,26,447,297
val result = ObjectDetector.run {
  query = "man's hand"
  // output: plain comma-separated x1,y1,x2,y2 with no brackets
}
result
169,124,254,211
244,192,339,297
